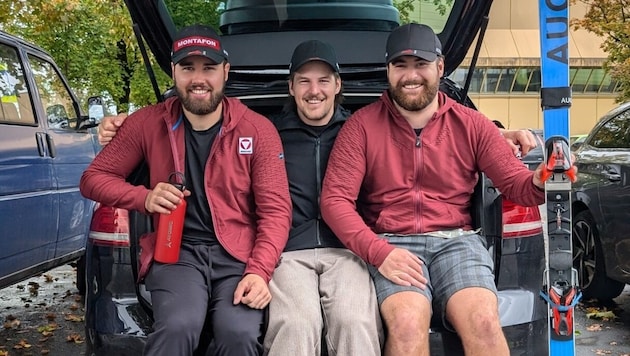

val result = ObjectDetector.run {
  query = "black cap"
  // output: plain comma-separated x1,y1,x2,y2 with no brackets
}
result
289,40,340,74
385,23,442,63
171,24,229,64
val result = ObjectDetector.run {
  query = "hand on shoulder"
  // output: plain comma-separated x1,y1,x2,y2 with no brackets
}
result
98,113,128,146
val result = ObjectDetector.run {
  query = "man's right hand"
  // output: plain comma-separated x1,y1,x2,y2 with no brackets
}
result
378,248,427,289
144,182,190,214
98,113,128,146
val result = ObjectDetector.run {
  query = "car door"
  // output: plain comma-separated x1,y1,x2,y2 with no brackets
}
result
581,109,630,270
25,51,97,259
0,39,56,285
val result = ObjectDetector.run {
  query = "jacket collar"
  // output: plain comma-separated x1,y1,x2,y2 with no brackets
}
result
380,90,455,128
273,104,349,131
162,95,248,134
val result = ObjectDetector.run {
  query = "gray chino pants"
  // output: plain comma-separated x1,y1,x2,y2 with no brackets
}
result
264,248,383,356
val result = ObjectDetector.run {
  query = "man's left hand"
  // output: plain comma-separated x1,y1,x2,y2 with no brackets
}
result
500,129,539,156
233,274,271,309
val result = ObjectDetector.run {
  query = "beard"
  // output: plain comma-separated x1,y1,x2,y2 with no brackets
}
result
388,78,439,112
174,79,224,115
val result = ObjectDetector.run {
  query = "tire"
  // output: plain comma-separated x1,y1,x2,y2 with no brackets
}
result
572,210,625,300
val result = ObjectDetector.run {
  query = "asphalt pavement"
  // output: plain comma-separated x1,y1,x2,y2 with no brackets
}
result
0,265,628,355
575,285,630,356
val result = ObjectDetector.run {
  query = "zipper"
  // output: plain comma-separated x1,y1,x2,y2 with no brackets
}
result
315,136,322,246
414,131,423,233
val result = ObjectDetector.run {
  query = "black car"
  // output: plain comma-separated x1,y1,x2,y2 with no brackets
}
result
84,1,548,355
572,101,630,300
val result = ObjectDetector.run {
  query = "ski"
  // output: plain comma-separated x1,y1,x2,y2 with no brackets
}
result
538,1,581,355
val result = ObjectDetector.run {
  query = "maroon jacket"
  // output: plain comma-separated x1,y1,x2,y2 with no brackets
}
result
321,91,544,268
80,96,292,282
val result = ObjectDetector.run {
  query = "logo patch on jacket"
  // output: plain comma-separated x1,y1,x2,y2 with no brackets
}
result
239,137,253,154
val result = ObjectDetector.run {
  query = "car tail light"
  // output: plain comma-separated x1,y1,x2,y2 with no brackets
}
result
89,203,130,246
502,199,543,238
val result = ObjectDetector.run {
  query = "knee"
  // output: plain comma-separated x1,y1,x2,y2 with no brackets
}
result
156,314,204,343
214,320,261,346
384,307,428,342
470,310,502,336
330,311,375,331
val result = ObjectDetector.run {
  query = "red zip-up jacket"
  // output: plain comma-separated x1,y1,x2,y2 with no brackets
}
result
320,91,544,268
80,96,292,283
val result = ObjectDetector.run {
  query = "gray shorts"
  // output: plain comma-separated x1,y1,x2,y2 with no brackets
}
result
367,233,497,326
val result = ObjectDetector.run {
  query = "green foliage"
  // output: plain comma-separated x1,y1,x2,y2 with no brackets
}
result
395,0,416,24
571,0,630,102
396,0,455,24
0,0,171,111
165,0,224,30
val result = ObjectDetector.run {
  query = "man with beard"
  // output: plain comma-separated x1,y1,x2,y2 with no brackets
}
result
320,23,549,356
79,24,292,356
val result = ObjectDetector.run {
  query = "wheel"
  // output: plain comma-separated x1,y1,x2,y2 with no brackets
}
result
572,210,625,300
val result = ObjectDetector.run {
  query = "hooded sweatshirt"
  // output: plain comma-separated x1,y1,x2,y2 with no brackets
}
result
321,91,544,268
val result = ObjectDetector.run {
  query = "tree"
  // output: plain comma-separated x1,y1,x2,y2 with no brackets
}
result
0,0,171,111
571,0,630,102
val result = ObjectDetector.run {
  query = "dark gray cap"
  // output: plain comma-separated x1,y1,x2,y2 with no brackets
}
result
289,40,340,74
385,23,442,63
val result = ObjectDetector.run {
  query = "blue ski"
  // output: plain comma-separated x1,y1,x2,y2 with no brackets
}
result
538,1,581,355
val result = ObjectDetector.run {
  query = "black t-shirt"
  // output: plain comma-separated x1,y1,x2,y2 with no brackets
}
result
181,116,222,245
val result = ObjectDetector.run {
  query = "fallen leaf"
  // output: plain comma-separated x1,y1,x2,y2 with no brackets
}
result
13,339,32,349
3,318,21,329
37,323,58,334
68,303,80,311
43,274,54,283
0,350,7,356
64,314,84,322
586,323,603,331
586,310,617,321
41,349,50,354
45,313,56,321
66,333,84,344
594,350,612,355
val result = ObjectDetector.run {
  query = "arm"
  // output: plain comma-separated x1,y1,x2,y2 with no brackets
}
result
234,120,292,309
320,117,394,267
80,112,150,213
244,121,292,282
475,116,545,206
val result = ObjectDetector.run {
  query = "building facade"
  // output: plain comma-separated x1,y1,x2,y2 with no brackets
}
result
410,0,619,135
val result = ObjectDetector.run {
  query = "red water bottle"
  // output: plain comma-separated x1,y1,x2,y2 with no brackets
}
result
154,172,186,263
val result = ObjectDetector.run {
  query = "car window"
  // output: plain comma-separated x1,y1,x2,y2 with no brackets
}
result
0,43,36,125
590,109,630,149
28,54,79,130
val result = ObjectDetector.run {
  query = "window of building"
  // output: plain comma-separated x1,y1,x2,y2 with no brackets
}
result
448,67,619,94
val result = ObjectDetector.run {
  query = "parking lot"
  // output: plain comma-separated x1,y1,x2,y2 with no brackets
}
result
0,265,627,355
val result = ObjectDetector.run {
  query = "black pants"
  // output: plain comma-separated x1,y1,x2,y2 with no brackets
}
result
144,243,263,356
